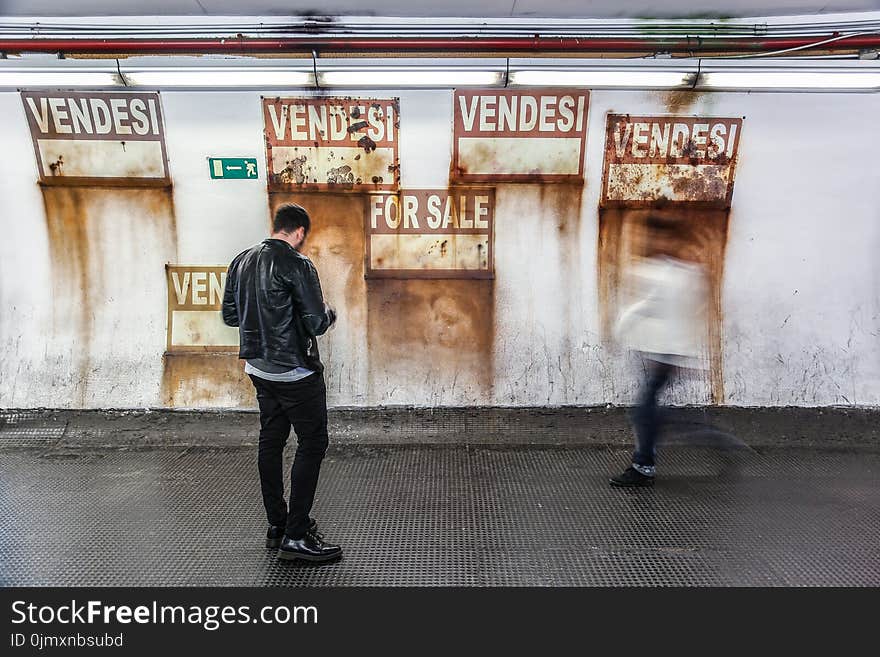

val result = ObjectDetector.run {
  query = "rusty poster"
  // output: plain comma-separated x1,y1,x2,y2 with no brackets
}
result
451,89,588,183
262,97,400,192
601,114,743,206
20,90,170,186
366,188,494,279
165,265,239,352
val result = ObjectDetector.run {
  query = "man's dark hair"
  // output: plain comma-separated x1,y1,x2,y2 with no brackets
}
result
273,203,311,235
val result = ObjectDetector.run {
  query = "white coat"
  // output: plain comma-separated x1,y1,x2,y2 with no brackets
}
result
614,255,709,368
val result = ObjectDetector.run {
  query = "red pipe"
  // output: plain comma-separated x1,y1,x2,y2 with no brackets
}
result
0,35,879,55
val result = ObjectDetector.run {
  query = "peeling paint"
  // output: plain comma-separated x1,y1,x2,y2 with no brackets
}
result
263,96,399,192
601,114,742,206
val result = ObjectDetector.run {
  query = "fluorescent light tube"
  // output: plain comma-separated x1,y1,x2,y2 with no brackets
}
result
510,69,691,88
0,71,120,87
320,69,504,87
123,69,314,87
698,71,880,90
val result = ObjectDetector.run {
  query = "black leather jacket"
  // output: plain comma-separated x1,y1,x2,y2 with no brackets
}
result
222,239,334,371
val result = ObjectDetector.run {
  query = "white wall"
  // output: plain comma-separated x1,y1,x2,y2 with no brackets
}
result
1,87,878,409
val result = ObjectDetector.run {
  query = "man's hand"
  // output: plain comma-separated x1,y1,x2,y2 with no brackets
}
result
325,303,338,327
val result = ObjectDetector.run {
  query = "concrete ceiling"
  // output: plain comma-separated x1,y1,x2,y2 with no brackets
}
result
1,0,878,18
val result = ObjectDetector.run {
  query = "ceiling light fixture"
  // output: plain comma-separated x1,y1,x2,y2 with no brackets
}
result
695,61,880,91
122,68,314,88
0,69,120,88
319,68,505,87
509,69,692,88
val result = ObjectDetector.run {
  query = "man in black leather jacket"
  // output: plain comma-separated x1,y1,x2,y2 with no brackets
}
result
222,203,342,563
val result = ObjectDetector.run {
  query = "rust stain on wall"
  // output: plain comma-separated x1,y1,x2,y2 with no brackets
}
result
41,187,91,320
658,90,707,114
265,188,497,403
598,112,743,404
161,352,253,407
598,205,729,403
164,191,367,409
366,278,495,396
41,185,178,406
271,191,367,399
164,192,367,407
269,192,366,324
540,183,584,239
597,206,628,343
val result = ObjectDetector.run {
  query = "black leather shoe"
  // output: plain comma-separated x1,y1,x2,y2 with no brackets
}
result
266,518,317,548
278,530,342,563
610,466,655,488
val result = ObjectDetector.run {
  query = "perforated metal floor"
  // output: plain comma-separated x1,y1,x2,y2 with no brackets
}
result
1,443,877,586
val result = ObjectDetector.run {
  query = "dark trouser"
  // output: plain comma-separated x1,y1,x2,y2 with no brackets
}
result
631,359,675,468
248,372,328,539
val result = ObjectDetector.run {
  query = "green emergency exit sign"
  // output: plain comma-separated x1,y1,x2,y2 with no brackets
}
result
208,157,258,179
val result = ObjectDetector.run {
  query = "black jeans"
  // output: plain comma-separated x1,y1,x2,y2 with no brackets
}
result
631,359,675,468
248,372,329,539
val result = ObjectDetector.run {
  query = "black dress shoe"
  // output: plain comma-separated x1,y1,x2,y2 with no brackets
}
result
610,466,655,488
266,525,285,549
266,518,318,548
278,530,342,563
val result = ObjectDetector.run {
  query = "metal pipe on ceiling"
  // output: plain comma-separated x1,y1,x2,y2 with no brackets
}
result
1,34,880,56
2,16,879,38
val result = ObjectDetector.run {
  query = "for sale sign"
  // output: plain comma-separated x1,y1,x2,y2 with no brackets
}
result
21,91,169,185
366,188,494,278
166,265,239,352
451,89,589,183
601,114,743,206
263,97,399,192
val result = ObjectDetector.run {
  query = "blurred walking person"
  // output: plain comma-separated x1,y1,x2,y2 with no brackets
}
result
223,203,342,562
610,214,709,487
